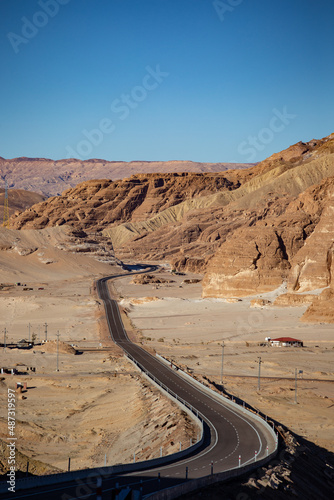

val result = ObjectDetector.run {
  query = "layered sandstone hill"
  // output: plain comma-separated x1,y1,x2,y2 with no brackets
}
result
8,133,334,321
9,173,240,230
101,134,334,271
0,157,252,197
202,177,334,297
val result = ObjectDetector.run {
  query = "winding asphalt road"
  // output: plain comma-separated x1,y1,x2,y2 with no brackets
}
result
0,267,276,500
98,269,276,455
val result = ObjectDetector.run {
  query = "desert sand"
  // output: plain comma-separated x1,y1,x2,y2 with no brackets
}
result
0,356,198,471
0,228,198,473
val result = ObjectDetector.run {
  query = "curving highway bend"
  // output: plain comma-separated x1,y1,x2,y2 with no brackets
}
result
95,270,277,495
0,268,277,500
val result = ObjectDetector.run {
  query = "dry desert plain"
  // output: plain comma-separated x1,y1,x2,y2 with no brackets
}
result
0,226,333,477
0,228,199,474
113,266,334,453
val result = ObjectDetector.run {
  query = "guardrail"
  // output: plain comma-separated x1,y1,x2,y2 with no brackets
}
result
156,354,278,446
126,353,205,433
125,353,205,450
143,451,277,500
141,354,279,500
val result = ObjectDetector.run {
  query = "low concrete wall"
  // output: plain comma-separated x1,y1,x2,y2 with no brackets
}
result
144,451,277,500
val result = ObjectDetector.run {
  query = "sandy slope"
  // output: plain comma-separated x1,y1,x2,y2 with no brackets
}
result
0,226,114,282
0,357,198,471
0,228,198,472
0,227,114,344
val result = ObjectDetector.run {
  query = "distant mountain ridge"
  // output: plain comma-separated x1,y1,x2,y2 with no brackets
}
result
0,157,254,197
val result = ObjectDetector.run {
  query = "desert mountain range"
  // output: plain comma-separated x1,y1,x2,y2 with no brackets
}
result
0,157,253,197
5,133,334,322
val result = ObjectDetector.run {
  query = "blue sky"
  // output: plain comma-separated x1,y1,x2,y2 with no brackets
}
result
0,0,333,163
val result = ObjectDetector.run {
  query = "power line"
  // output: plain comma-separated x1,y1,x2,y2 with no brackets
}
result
220,341,225,385
56,331,60,372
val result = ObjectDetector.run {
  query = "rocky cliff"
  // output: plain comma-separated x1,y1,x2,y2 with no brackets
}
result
9,172,240,231
202,178,333,297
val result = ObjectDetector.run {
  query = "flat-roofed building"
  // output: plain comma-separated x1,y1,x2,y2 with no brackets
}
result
270,337,303,347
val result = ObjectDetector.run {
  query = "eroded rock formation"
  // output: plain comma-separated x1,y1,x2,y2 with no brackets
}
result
7,133,334,321
10,173,239,230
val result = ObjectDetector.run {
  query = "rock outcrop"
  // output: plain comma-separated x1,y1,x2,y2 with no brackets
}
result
130,274,174,285
273,293,316,307
10,173,239,231
202,177,333,298
287,180,334,292
301,288,334,322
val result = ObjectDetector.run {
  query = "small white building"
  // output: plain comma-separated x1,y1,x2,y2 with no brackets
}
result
270,337,303,347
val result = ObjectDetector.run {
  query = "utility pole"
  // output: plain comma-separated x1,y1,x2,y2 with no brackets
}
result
44,322,48,342
3,328,7,351
28,323,31,343
220,341,225,385
2,179,9,228
294,368,298,404
257,357,262,391
56,331,60,372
